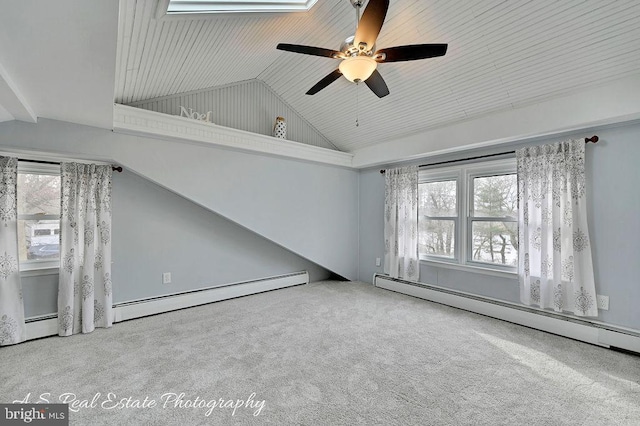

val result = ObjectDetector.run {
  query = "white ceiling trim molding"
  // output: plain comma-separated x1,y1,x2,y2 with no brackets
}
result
351,73,640,168
0,61,36,123
113,104,353,168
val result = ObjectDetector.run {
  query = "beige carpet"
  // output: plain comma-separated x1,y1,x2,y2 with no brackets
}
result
2,281,639,425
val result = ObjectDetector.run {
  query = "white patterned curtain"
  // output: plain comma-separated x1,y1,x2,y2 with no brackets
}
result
517,140,597,316
384,166,419,281
0,157,26,346
58,163,113,336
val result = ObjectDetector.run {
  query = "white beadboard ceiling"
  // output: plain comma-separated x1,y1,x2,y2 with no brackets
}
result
0,1,638,151
115,0,640,152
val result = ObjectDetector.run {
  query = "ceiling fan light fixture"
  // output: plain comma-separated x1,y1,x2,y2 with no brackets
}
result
276,0,447,97
339,56,377,83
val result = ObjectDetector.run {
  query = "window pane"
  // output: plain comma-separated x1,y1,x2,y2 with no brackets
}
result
419,219,455,258
471,221,518,266
18,219,61,262
419,180,457,217
17,173,61,216
17,171,62,266
473,174,517,218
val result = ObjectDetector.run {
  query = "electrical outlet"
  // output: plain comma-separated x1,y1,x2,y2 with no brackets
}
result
162,272,172,284
596,294,609,310
375,257,381,267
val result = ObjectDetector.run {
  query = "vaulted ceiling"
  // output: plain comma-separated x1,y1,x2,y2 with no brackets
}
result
115,0,640,152
1,0,640,157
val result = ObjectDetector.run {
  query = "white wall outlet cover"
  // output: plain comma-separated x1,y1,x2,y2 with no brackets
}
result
163,272,172,284
375,257,381,267
596,294,609,310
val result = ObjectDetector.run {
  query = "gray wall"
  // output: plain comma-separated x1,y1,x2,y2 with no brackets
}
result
0,118,359,280
358,122,640,330
129,79,336,150
21,274,58,318
11,116,638,329
21,169,330,317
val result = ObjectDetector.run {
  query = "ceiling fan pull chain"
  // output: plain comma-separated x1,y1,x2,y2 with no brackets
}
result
356,82,360,127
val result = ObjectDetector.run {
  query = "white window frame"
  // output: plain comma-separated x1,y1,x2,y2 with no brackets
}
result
419,158,517,278
165,0,318,14
17,162,61,273
466,160,518,272
418,169,461,263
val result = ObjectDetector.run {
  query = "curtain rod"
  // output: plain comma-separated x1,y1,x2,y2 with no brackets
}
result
379,135,599,174
18,158,123,173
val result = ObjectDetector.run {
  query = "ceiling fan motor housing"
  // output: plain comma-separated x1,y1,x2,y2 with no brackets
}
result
276,0,447,98
340,36,375,57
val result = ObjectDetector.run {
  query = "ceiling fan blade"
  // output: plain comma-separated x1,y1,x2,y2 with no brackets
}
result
364,69,389,98
306,69,343,95
375,44,448,63
277,43,343,59
354,0,389,51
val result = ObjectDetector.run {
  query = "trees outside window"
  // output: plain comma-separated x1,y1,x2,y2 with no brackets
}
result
419,180,457,258
470,174,518,266
17,164,61,269
418,159,517,272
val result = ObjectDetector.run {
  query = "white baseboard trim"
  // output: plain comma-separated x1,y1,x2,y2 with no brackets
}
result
374,274,640,354
24,271,309,341
113,271,309,322
25,317,58,341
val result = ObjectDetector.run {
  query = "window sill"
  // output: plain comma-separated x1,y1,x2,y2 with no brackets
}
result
20,266,60,277
420,258,517,280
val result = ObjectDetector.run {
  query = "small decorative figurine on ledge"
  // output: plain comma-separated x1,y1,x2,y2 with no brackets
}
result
179,106,213,123
273,116,286,139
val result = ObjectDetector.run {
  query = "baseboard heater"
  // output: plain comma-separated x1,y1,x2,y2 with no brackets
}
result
25,271,309,341
374,273,640,355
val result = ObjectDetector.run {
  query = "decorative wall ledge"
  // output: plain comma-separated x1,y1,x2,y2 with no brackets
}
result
113,104,354,168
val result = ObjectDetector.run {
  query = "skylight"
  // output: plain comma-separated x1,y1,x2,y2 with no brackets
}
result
166,0,319,14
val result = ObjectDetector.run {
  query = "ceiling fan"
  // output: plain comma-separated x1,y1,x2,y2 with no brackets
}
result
276,0,448,98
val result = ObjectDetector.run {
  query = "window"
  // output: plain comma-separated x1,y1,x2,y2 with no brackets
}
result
419,178,458,259
469,173,518,267
418,159,517,273
166,0,318,14
17,163,61,271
